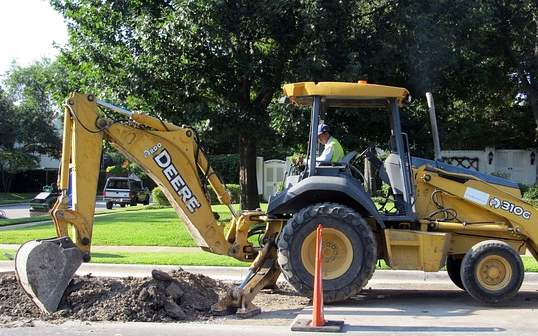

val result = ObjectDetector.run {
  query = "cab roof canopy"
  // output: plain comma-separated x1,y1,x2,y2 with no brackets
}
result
282,81,411,108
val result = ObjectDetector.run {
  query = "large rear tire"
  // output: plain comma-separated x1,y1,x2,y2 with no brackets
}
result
461,240,524,303
277,202,377,303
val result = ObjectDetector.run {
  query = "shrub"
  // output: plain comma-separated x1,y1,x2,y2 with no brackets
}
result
207,154,240,184
151,187,170,206
207,184,240,204
522,185,538,205
152,184,240,206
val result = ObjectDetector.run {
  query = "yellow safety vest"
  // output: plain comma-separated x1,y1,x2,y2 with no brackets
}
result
327,137,344,162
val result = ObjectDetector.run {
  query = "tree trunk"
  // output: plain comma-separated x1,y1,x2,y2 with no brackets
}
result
238,132,260,210
0,170,6,192
364,159,377,196
0,170,14,193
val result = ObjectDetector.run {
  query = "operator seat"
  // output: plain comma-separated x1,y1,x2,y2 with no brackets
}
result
378,153,406,214
340,151,358,165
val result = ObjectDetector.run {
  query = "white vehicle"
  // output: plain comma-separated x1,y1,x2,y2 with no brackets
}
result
103,176,150,209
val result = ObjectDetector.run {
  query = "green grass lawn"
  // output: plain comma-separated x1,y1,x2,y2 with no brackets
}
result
2,246,536,271
0,205,235,246
0,248,251,266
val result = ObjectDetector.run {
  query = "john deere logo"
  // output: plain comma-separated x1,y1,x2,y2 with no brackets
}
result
154,149,201,214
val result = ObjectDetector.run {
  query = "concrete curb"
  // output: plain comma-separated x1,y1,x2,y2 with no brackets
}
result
0,261,252,280
2,260,538,284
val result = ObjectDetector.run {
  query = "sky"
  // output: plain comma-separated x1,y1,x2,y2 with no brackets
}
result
0,0,68,75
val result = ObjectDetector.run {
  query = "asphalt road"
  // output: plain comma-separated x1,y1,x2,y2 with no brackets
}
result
1,200,111,219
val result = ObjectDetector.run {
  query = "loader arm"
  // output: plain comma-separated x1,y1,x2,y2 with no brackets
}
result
16,93,276,315
415,165,538,257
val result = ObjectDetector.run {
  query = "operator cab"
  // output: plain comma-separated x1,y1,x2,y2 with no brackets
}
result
269,81,417,224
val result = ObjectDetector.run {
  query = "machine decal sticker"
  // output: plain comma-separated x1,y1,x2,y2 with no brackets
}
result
154,149,201,213
489,197,531,220
463,187,489,205
143,142,162,158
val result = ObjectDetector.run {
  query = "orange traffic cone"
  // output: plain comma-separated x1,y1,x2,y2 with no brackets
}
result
290,224,343,333
312,224,326,326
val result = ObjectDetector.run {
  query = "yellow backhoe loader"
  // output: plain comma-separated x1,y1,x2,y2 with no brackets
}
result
15,82,538,318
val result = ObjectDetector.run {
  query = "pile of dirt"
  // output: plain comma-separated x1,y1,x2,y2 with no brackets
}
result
0,268,309,326
0,268,227,324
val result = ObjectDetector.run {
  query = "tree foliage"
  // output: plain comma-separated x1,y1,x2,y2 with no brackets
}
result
485,0,538,133
0,59,64,191
274,0,538,157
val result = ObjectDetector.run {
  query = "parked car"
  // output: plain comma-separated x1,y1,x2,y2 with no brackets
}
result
29,185,60,216
103,176,150,209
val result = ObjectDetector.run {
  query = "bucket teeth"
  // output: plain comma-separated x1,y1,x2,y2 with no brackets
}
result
15,237,83,313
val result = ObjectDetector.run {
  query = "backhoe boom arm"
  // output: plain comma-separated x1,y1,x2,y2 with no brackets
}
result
55,93,241,258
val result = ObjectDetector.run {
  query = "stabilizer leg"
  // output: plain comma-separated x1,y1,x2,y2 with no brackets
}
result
211,238,281,318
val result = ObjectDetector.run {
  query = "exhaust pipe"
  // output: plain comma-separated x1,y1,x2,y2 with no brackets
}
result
426,92,442,162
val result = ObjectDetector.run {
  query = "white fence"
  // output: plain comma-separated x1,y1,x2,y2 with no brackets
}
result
441,148,537,185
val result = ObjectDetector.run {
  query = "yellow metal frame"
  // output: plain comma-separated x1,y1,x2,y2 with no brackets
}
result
41,93,289,317
384,229,450,271
281,81,538,274
282,81,410,106
414,164,538,257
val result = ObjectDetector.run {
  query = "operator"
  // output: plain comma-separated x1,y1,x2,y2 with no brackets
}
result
295,124,344,165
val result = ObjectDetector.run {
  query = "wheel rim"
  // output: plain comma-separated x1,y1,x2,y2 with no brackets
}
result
476,255,512,290
300,228,354,280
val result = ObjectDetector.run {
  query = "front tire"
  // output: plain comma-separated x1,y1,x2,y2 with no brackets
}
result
277,202,377,303
461,240,524,303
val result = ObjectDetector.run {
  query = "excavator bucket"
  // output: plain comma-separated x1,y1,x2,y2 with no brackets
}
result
15,236,84,313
